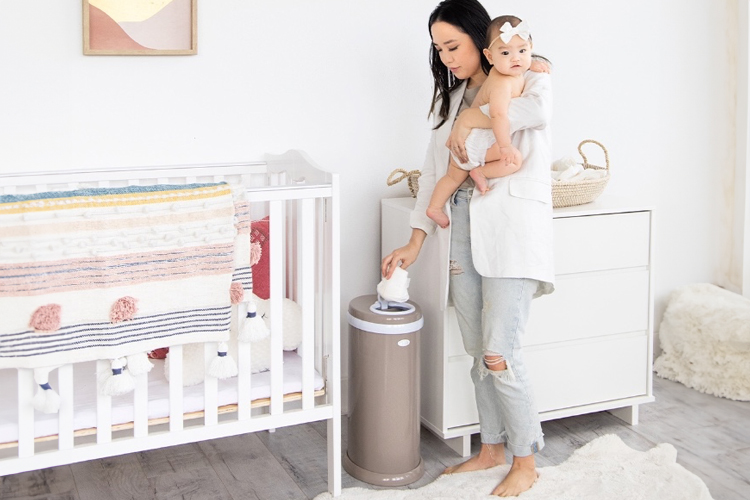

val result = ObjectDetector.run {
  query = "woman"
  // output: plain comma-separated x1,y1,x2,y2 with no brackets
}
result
381,0,554,496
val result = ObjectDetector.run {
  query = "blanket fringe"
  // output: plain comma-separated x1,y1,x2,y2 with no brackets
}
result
239,300,269,342
100,358,135,396
207,342,238,379
32,367,60,414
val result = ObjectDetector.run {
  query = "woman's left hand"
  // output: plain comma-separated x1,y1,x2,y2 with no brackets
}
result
530,59,551,73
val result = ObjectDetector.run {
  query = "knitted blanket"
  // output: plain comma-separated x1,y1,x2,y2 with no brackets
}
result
0,182,252,370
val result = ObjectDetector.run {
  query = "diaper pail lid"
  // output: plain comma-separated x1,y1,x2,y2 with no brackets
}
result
348,294,423,334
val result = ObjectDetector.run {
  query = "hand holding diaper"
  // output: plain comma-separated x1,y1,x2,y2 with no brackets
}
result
376,266,410,303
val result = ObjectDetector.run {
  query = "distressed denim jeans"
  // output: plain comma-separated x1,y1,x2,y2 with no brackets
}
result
448,188,544,457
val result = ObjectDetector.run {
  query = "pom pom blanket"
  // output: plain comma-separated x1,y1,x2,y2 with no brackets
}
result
0,182,252,370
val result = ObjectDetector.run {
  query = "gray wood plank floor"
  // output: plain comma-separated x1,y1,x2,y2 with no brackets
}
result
1,376,748,500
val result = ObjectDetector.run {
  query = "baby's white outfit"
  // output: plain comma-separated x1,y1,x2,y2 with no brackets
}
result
451,104,495,171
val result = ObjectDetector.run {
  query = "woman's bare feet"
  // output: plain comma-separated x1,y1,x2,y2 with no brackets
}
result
426,206,450,228
469,167,490,195
491,454,538,497
443,443,506,474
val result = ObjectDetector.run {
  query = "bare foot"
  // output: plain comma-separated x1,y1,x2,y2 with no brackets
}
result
470,168,490,195
443,443,506,474
491,455,538,497
427,206,450,228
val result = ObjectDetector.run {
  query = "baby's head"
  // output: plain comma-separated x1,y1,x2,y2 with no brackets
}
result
483,15,533,77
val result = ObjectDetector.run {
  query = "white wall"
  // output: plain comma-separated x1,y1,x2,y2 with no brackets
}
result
0,1,737,382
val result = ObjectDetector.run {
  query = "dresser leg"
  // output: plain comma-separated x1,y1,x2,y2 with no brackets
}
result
445,434,472,457
608,405,639,425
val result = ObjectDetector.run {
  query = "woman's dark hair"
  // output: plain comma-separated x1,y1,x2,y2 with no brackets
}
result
428,0,491,129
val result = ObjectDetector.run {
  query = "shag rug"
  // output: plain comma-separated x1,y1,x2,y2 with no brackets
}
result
654,283,750,401
316,434,713,500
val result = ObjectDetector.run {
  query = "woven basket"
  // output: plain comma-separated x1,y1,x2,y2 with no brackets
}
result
552,139,610,208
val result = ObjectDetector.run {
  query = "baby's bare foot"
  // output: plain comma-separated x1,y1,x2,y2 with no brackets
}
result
443,444,505,474
470,168,489,194
491,462,538,497
427,206,449,228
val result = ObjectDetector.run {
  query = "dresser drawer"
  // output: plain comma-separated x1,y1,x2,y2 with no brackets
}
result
527,334,649,413
524,269,650,346
554,211,651,274
446,269,650,352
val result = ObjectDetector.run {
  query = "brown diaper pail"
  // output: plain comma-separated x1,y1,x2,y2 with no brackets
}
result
344,294,424,486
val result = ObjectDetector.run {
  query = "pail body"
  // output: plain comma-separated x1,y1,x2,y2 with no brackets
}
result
344,294,424,486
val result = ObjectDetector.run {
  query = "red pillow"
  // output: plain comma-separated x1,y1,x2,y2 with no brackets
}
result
148,348,169,359
250,216,270,299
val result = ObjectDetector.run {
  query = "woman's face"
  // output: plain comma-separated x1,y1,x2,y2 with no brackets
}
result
430,21,484,85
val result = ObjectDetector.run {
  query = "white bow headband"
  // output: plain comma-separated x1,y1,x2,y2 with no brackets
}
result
488,20,531,49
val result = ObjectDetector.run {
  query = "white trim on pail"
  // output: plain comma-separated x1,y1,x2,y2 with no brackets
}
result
347,313,423,335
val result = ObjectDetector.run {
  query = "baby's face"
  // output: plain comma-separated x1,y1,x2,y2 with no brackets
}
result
484,36,532,77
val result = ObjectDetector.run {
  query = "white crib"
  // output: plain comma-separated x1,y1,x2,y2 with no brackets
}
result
0,150,342,496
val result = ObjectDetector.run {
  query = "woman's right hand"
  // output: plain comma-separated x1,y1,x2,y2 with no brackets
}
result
445,112,473,164
381,241,421,279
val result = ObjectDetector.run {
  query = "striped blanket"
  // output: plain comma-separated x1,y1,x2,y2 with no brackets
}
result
0,182,252,370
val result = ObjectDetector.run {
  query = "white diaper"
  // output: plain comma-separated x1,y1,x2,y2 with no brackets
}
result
451,104,496,170
376,266,410,303
451,129,497,170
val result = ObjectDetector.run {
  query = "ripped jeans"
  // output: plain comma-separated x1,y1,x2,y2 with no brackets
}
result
448,188,544,457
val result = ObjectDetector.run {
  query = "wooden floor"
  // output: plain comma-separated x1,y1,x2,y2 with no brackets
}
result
1,376,748,500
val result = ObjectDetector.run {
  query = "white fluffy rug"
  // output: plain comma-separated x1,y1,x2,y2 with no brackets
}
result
316,435,713,500
654,283,750,401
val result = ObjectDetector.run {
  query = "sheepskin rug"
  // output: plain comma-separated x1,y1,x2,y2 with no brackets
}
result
654,283,750,401
314,434,713,500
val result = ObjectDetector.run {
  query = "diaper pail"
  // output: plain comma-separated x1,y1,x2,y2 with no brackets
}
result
344,294,424,486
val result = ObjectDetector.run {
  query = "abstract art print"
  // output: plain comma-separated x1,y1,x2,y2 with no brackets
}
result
83,0,197,55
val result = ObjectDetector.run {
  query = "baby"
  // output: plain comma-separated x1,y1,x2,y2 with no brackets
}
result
427,15,533,228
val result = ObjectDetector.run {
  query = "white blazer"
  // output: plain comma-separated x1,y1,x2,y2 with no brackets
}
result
410,72,555,308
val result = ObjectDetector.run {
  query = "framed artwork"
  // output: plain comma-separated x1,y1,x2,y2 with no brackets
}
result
83,0,197,55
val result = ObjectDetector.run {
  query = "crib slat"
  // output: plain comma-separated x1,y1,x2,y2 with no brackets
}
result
17,369,35,458
204,343,218,426
168,345,184,432
133,367,149,438
237,303,252,420
269,200,285,416
58,364,74,450
298,199,315,410
316,198,330,372
96,360,112,444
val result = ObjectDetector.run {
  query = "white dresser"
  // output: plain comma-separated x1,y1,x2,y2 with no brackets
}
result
381,196,655,456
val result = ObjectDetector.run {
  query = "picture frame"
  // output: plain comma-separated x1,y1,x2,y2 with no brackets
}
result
83,0,197,56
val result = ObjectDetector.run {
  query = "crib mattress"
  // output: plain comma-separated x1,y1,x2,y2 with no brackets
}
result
0,351,323,446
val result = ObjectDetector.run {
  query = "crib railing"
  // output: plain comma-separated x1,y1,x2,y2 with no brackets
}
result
0,151,341,496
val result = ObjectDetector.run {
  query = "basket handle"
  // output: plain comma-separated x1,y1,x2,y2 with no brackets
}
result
387,168,421,186
578,140,610,171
